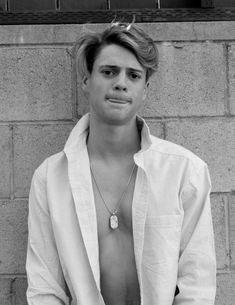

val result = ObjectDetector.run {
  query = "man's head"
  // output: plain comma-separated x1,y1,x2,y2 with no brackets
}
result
74,21,158,126
75,21,158,82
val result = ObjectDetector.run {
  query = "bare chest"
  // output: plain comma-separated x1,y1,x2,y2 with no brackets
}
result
91,165,141,305
91,164,137,234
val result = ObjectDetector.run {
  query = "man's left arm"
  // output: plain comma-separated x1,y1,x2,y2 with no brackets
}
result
174,163,216,304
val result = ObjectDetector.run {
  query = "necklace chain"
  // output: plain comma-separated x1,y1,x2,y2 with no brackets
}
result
90,163,136,216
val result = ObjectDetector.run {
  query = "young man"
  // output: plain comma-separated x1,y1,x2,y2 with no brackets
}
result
26,22,216,305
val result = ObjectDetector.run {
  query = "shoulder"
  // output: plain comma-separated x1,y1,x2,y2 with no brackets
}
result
34,151,66,181
148,135,207,172
146,135,211,191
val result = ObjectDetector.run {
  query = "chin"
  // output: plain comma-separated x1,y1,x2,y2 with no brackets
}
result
102,112,133,126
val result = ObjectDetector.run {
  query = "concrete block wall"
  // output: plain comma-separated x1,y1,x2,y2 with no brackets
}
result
0,21,234,304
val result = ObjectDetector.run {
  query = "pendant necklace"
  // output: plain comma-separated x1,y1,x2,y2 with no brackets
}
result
90,163,136,230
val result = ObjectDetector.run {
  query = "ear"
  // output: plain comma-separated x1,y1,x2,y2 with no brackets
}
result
82,75,90,92
143,81,149,101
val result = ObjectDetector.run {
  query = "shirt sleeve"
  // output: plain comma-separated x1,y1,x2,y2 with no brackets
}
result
26,165,70,305
174,163,217,304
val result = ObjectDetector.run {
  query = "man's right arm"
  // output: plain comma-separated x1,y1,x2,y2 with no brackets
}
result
26,167,70,305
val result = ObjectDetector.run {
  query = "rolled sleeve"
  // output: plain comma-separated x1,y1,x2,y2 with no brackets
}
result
26,164,70,305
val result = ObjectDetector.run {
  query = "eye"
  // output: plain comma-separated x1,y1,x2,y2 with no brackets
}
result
101,69,115,77
129,72,141,80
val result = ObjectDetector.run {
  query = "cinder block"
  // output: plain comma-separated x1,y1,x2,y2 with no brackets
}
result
216,272,235,305
141,23,197,41
13,278,27,305
230,194,235,267
0,200,28,274
0,48,73,121
0,278,12,305
14,124,74,198
0,24,93,44
194,21,235,41
210,194,229,270
228,44,235,115
143,42,225,117
166,118,235,192
142,21,235,42
0,126,11,198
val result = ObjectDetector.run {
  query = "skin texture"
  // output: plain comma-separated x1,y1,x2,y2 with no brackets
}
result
84,44,149,305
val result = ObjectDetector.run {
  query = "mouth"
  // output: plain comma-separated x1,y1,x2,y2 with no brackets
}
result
105,95,132,104
107,98,128,104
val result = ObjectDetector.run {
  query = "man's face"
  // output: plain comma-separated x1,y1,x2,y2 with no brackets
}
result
83,43,148,126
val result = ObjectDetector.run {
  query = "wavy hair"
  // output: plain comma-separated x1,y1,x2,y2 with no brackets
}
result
74,21,158,82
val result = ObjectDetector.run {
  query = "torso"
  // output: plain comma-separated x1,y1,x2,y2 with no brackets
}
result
91,160,141,305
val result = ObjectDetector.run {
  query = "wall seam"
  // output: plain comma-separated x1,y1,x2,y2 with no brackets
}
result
1,115,235,124
0,43,74,48
0,120,76,125
0,274,26,278
0,41,235,48
153,40,235,44
225,194,232,270
162,120,167,139
9,125,14,201
224,43,231,116
10,277,16,305
142,115,235,120
162,118,169,140
211,191,234,196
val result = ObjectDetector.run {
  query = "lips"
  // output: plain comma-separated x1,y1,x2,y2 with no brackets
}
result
105,94,132,104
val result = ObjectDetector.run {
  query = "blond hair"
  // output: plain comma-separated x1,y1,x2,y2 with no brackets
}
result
74,22,158,82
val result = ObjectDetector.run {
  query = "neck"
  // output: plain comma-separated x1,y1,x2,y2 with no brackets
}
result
87,114,141,162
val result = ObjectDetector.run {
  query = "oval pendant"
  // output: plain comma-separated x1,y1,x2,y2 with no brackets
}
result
110,214,118,229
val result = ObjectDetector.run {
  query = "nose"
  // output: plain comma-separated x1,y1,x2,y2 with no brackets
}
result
113,72,127,92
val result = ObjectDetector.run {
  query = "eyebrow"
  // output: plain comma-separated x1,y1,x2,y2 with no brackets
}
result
99,65,144,74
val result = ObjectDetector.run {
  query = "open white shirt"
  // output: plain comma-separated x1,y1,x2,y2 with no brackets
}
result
26,113,216,305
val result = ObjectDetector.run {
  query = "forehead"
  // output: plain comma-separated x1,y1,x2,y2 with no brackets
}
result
94,44,144,71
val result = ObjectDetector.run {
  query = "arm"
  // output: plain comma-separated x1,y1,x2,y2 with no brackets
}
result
26,165,70,305
174,163,216,304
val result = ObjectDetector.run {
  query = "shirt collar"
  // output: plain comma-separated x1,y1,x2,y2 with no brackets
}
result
64,113,152,154
64,113,90,154
136,115,152,153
